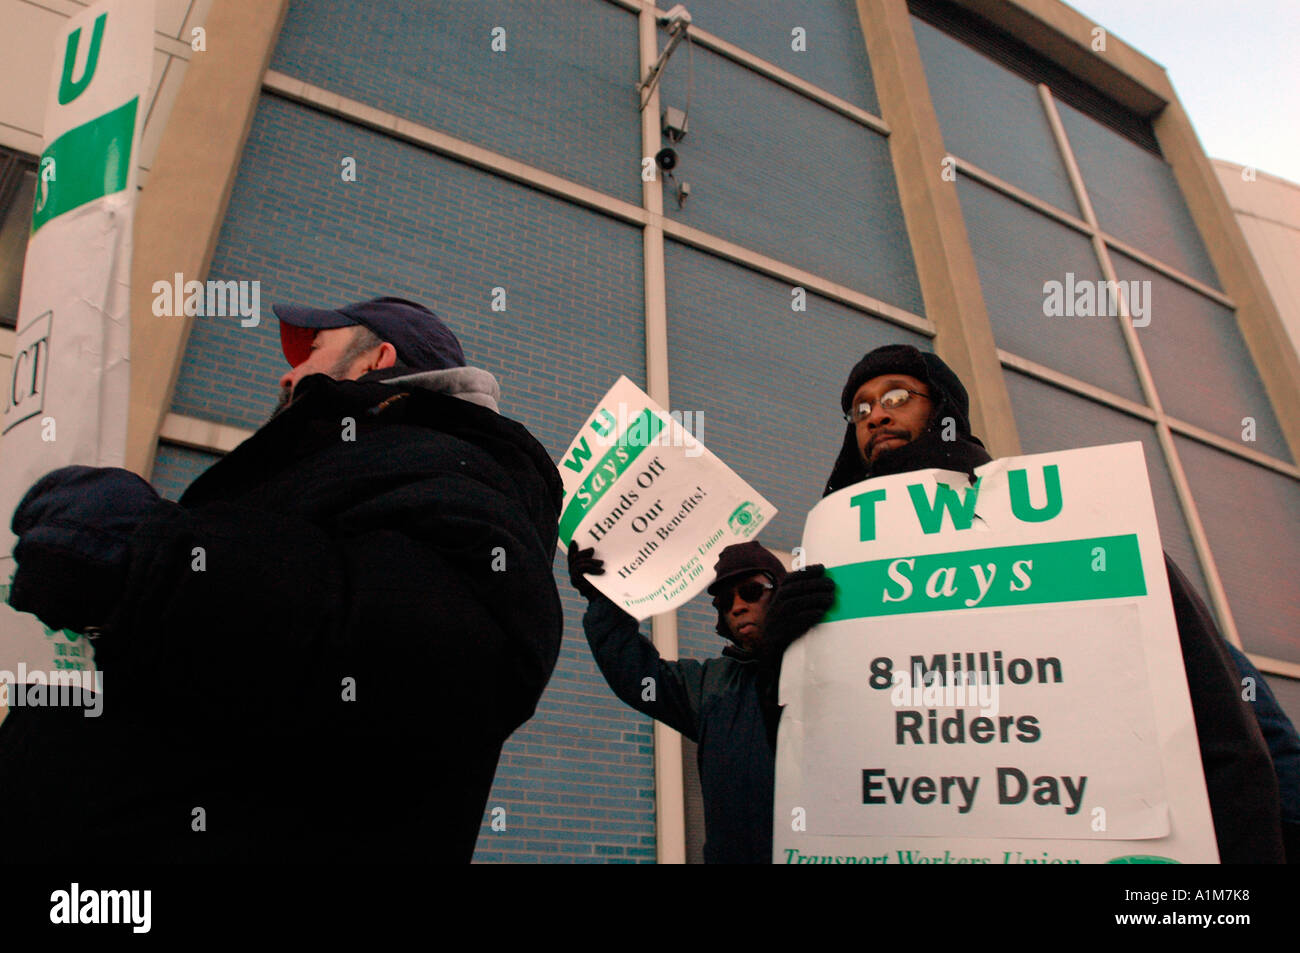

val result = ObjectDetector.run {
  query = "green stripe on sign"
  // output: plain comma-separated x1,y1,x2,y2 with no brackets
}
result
558,411,665,546
32,97,138,234
824,534,1146,621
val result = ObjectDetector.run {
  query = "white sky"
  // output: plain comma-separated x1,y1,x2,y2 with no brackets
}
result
1064,0,1300,183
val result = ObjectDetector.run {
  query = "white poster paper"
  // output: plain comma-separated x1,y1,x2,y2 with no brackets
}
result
558,377,777,619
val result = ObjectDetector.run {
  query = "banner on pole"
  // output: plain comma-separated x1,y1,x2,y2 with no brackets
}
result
0,0,153,677
558,377,778,620
773,442,1218,864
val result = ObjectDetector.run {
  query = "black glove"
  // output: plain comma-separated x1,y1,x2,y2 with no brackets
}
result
566,540,605,601
760,564,836,660
757,565,836,749
9,465,163,634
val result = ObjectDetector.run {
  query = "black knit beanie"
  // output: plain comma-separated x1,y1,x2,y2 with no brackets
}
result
824,344,989,496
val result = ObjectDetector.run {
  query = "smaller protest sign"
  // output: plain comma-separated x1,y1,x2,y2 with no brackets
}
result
557,377,777,619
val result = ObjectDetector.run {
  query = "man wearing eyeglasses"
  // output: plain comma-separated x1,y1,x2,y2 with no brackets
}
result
566,539,834,863
806,342,1284,863
824,343,994,493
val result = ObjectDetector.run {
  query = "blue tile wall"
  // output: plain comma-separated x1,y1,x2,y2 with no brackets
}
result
911,15,1080,216
679,0,880,114
658,44,923,313
151,443,222,501
271,0,642,204
957,176,1144,403
664,239,932,555
1176,435,1300,665
1057,100,1221,289
174,95,647,464
1112,251,1290,462
1003,369,1210,606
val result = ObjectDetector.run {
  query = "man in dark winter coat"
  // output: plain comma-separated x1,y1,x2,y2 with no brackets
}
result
567,539,833,863
814,342,1284,864
1,296,563,862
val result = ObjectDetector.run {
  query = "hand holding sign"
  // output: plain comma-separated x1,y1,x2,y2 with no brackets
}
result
758,565,836,660
567,541,605,601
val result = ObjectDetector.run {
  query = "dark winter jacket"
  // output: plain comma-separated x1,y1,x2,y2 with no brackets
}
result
1163,559,1285,863
0,365,563,862
1225,643,1300,862
583,595,774,863
821,347,1284,863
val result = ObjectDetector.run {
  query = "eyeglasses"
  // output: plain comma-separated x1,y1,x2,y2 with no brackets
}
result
713,579,774,608
844,388,928,424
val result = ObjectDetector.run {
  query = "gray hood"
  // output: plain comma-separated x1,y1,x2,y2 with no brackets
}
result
382,366,501,413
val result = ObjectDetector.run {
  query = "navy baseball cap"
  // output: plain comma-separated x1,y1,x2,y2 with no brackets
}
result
274,296,466,372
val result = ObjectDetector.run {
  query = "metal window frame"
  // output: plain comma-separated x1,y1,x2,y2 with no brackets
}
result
950,113,1297,483
1038,78,1280,653
954,156,1236,308
924,47,1300,656
260,71,933,341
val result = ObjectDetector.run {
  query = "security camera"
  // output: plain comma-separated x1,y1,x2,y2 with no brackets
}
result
661,107,689,143
655,148,678,172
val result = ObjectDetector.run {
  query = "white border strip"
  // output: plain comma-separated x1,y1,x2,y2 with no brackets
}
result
1247,655,1300,681
158,412,250,454
262,70,650,227
679,21,891,136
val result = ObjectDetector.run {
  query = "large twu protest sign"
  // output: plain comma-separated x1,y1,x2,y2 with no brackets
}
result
0,0,152,676
774,442,1218,864
558,377,776,619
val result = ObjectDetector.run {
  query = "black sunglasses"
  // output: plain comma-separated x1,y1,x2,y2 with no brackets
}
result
714,578,774,607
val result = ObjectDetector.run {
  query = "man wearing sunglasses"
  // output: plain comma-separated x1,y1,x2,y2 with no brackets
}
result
808,342,1284,863
567,539,834,863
